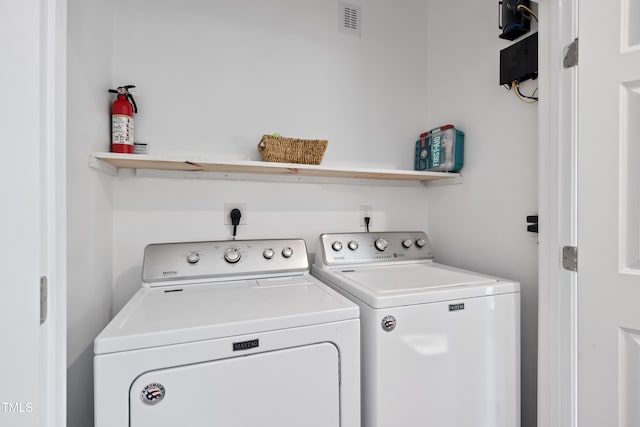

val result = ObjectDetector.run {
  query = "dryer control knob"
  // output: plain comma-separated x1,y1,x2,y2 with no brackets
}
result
402,239,413,249
282,247,294,258
416,238,426,248
186,251,200,264
263,248,275,259
374,238,388,251
348,241,359,251
224,248,241,263
331,241,343,251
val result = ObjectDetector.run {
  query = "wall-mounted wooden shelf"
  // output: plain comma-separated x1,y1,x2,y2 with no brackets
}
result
89,152,462,186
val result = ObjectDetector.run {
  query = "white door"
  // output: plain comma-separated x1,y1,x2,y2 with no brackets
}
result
578,0,640,425
0,1,66,426
129,343,340,427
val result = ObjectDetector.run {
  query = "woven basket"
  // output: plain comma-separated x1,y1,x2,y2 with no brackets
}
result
258,135,328,165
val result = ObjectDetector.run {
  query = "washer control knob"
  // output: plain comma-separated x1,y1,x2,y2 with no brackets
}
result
374,238,388,251
402,239,413,249
416,238,426,248
263,248,275,259
186,251,200,264
282,247,294,258
348,241,359,251
224,248,241,263
331,241,343,252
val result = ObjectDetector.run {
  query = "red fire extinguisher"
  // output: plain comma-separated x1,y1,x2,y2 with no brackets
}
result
109,85,137,153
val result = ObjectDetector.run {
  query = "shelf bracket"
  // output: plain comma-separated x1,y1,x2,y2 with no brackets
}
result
88,155,118,176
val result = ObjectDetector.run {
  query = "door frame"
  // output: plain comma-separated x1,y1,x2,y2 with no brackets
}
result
1,1,66,426
42,0,67,425
537,0,578,426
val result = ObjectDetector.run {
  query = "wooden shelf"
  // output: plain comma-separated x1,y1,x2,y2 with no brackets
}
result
89,152,461,185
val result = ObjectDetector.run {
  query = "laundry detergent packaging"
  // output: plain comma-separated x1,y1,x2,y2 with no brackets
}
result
415,125,464,172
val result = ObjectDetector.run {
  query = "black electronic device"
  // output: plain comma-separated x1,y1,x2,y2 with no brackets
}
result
499,32,538,86
499,0,531,41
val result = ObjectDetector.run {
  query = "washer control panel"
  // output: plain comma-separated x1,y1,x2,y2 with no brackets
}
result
142,239,309,286
318,231,434,266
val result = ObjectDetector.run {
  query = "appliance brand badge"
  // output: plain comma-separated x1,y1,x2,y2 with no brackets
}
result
162,270,178,277
381,315,396,332
140,383,165,405
449,303,465,312
233,339,259,351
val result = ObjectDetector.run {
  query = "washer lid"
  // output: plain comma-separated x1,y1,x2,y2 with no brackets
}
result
94,274,358,355
316,263,519,309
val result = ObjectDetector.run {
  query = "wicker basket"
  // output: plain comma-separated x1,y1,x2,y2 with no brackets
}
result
258,135,328,165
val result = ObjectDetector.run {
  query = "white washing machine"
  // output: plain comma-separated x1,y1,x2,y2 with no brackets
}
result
311,231,520,427
94,238,360,427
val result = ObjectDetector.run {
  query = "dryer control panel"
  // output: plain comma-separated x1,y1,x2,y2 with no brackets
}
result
317,231,435,267
142,239,309,286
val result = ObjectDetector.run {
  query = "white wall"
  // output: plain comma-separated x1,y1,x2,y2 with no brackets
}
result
111,0,428,169
109,0,433,313
424,1,539,426
66,0,114,426
112,176,431,312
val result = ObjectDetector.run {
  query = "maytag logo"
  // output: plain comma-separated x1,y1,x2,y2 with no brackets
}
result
449,303,465,312
162,270,178,277
233,339,259,351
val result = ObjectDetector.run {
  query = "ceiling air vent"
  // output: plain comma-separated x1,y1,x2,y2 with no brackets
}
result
339,2,361,37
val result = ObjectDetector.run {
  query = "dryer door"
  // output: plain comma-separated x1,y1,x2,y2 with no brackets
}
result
129,342,340,427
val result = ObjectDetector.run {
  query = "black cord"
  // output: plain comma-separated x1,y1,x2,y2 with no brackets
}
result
515,82,539,100
230,209,242,238
364,216,370,232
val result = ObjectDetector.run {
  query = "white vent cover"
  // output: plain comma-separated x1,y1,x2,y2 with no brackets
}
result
339,2,361,36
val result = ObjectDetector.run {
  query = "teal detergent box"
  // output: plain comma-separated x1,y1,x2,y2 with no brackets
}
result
415,124,464,172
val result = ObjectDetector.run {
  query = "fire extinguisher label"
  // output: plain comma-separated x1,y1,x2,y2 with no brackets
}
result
112,114,134,145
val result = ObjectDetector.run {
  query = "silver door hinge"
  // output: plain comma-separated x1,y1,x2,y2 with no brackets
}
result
563,38,579,68
562,246,578,272
40,276,47,325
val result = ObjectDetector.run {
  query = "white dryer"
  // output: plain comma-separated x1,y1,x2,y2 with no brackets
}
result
311,231,520,427
94,238,360,427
